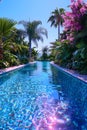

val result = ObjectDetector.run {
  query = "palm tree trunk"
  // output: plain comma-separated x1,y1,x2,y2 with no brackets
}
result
0,39,3,60
58,23,60,40
28,38,32,61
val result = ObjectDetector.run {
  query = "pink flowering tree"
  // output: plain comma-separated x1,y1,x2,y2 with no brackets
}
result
51,0,87,74
57,0,87,74
61,0,87,43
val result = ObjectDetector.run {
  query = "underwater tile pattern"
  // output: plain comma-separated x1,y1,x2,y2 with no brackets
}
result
0,62,72,130
51,63,87,130
0,61,87,130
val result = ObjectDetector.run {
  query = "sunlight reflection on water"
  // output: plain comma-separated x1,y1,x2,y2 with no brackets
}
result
0,62,74,130
32,93,70,130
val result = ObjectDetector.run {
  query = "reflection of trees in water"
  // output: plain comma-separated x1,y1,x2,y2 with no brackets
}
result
0,63,37,86
42,61,49,72
20,63,37,76
51,65,87,129
50,65,60,85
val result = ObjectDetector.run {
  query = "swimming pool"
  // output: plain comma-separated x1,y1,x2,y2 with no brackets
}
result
0,61,87,130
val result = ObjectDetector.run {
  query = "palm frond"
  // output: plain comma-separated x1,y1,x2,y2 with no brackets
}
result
0,18,16,38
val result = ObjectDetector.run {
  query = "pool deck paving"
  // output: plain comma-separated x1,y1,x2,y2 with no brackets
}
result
0,64,25,74
0,62,35,75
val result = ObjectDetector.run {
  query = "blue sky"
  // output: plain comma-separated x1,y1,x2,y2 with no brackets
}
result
0,0,70,51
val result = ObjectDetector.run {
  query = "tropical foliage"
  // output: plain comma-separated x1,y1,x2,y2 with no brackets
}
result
49,0,87,74
19,20,48,61
0,0,87,74
0,18,45,68
0,18,16,60
40,46,49,61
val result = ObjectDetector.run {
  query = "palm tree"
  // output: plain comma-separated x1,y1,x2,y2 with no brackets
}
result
48,8,65,40
14,29,26,45
41,46,49,60
19,20,48,61
0,18,16,60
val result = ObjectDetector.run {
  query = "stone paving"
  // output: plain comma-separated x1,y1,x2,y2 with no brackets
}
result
0,62,36,75
0,64,25,74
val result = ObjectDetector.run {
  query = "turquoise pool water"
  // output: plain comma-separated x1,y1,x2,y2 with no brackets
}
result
0,61,86,130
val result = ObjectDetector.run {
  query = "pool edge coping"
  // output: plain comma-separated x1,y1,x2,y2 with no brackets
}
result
50,61,87,84
0,61,36,75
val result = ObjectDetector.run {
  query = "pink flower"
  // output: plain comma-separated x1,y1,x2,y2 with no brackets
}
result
69,37,74,42
74,1,79,8
61,0,87,44
61,39,65,42
80,7,87,14
77,0,83,4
